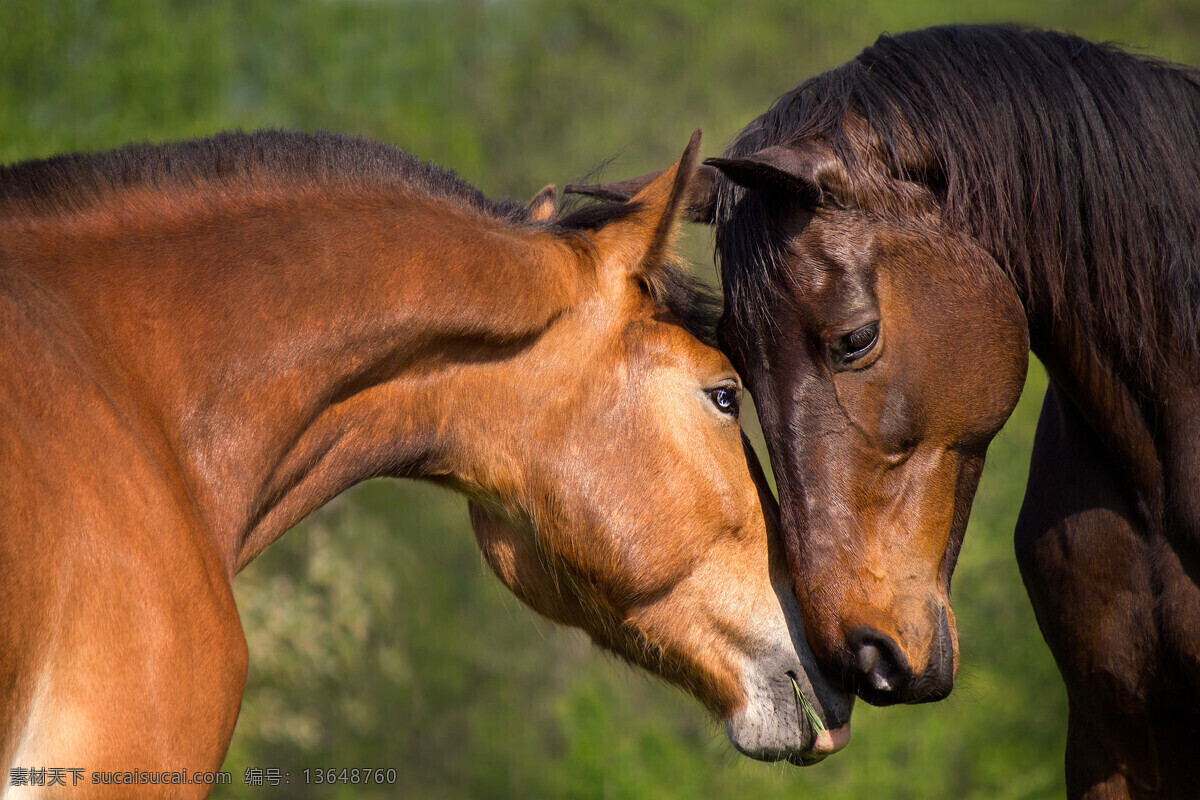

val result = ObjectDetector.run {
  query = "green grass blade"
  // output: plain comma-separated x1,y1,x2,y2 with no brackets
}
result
790,674,826,735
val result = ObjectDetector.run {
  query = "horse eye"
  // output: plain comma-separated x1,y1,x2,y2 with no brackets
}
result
838,321,880,364
709,386,740,417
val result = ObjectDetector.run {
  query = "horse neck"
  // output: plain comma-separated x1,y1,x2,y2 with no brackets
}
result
10,183,587,573
1029,281,1200,550
1030,317,1162,485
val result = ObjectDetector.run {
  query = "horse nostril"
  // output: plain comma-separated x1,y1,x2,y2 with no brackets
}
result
848,628,912,700
855,642,891,691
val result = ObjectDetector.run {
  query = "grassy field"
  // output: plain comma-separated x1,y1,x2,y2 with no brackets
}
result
7,2,1199,797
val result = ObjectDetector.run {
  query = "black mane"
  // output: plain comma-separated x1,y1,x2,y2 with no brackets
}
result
0,130,530,223
716,25,1200,376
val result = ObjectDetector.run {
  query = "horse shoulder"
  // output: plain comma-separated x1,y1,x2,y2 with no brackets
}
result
0,269,245,784
1154,357,1200,703
1015,384,1200,795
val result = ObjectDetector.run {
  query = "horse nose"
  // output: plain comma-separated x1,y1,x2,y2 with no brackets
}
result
847,609,956,705
848,627,912,699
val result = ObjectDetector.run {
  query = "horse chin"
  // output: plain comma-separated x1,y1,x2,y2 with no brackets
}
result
722,665,854,765
721,599,856,765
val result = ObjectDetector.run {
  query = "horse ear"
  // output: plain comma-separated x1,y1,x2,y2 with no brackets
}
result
705,141,850,206
526,184,557,222
565,162,718,224
586,129,705,278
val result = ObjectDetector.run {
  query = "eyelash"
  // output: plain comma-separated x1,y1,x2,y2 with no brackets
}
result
835,321,880,366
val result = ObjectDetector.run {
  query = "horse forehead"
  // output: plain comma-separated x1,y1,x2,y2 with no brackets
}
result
746,217,876,328
798,211,972,307
626,315,728,374
770,213,870,287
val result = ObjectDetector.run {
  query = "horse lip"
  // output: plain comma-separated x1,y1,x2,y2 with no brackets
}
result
812,722,852,756
722,667,854,765
783,721,852,765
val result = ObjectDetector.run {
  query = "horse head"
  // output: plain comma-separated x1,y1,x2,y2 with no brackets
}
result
709,135,1028,703
469,132,853,759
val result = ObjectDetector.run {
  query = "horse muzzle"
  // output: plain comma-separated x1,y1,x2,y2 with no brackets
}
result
847,603,957,705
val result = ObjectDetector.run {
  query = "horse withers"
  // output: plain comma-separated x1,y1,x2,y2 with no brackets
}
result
0,130,851,798
573,25,1200,799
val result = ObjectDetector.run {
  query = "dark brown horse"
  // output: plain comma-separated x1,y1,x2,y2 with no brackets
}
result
709,26,1200,800
0,130,851,798
572,24,1200,800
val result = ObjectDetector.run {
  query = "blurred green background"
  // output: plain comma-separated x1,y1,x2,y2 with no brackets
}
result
7,1,1200,797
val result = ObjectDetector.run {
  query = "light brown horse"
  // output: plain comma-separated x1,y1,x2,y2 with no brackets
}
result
0,130,851,798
